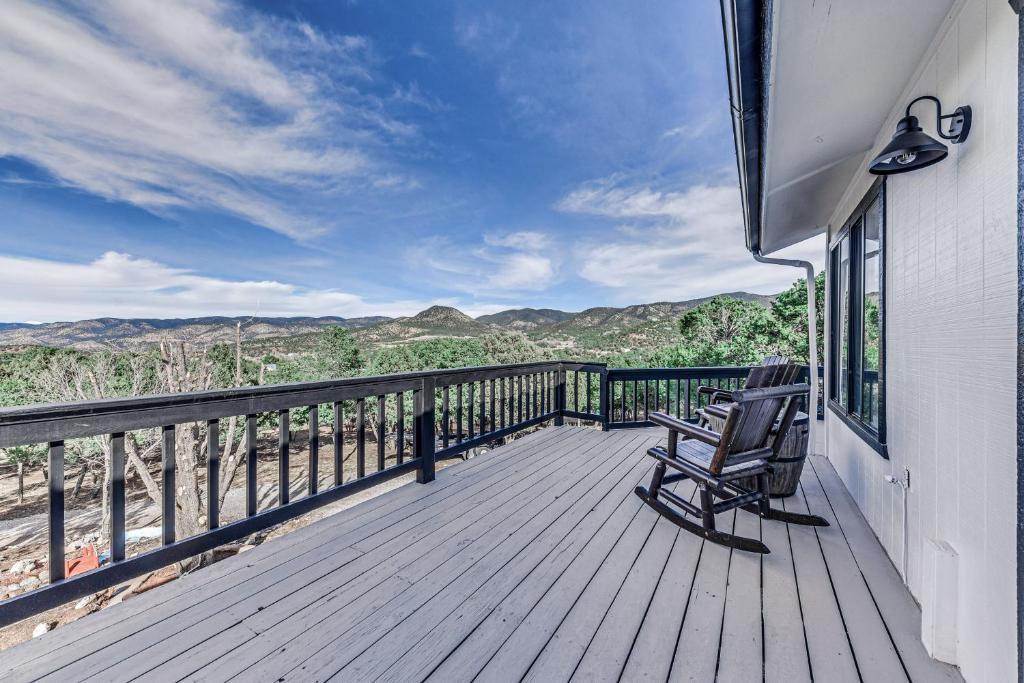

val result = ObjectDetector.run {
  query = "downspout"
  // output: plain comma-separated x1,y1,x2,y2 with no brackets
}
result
753,249,820,455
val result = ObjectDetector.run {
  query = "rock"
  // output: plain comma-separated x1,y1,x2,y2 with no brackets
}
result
10,560,28,574
20,576,40,590
238,544,255,553
21,560,37,574
31,622,50,638
74,595,94,610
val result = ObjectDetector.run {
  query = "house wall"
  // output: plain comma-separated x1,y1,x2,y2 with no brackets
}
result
823,0,1018,680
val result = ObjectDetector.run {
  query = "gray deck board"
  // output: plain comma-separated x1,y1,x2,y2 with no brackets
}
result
2,427,962,683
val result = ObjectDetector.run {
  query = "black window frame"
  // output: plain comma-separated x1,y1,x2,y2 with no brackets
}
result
828,178,887,457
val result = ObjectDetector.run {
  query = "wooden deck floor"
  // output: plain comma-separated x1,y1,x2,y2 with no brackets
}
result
2,426,961,682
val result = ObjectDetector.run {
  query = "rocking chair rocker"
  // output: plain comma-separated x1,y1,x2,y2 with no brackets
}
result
635,383,828,554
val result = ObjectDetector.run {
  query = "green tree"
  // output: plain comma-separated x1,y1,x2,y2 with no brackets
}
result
676,296,780,366
370,338,489,374
770,272,825,364
305,326,363,380
480,332,548,365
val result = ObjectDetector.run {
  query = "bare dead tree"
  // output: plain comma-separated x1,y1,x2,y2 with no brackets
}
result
37,352,158,542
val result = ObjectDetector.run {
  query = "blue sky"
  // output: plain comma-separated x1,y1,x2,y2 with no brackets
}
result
0,0,821,323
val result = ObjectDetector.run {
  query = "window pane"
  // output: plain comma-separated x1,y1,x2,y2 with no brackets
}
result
837,234,851,409
862,198,882,430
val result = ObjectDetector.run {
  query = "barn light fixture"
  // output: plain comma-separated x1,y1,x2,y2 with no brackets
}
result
869,95,971,175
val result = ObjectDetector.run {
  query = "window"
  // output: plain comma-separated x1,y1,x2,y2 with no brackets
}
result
829,180,886,454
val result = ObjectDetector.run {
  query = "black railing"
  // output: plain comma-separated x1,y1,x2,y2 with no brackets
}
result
0,360,821,626
605,367,754,428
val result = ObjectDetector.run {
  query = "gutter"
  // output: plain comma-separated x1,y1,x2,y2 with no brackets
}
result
720,0,768,254
753,250,820,454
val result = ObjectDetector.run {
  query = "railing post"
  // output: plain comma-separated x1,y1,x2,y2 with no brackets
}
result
599,367,610,431
554,366,566,426
47,440,65,584
416,376,436,483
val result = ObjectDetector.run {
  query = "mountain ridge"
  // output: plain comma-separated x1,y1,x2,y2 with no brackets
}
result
0,291,776,351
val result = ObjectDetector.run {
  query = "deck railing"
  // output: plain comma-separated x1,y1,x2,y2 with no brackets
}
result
0,360,819,626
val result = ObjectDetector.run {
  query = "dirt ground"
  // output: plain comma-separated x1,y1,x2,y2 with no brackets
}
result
0,424,486,652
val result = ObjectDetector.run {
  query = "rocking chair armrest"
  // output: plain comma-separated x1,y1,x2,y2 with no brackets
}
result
649,412,721,447
725,446,774,466
700,403,731,421
696,386,735,404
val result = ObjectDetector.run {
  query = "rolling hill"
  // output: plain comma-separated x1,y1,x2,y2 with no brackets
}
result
0,292,776,353
0,316,390,351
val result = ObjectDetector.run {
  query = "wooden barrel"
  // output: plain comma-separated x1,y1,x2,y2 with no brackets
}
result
702,410,809,497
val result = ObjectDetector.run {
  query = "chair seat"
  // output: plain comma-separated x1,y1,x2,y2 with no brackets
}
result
650,439,770,478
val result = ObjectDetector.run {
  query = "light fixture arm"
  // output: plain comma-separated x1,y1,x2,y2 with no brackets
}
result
904,95,972,143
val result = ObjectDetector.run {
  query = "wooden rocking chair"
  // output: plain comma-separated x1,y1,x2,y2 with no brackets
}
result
635,383,828,554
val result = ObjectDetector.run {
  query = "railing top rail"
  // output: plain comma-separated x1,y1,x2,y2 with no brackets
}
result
0,360,581,423
606,366,755,380
0,360,589,448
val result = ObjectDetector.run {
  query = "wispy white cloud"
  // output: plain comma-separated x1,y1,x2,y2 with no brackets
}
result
0,0,416,238
410,230,560,298
408,43,431,59
0,251,448,321
561,177,825,301
660,111,722,141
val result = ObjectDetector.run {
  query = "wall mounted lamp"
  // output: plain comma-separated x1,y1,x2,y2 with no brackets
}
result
868,95,971,175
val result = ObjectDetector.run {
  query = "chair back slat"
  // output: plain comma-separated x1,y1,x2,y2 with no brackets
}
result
710,383,809,473
742,361,798,390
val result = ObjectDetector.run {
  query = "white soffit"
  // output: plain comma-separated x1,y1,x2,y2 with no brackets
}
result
761,0,956,253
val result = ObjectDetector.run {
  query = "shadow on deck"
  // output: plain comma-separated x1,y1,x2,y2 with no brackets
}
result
1,426,961,682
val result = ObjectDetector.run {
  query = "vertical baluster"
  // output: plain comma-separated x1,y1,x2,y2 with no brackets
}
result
537,374,542,416
308,407,318,496
541,373,546,414
246,414,257,516
516,376,522,423
377,395,386,471
111,432,127,559
675,380,681,418
528,374,534,419
539,373,543,415
356,398,366,478
586,372,592,415
456,384,464,442
497,377,504,430
442,386,450,449
333,402,343,487
205,422,218,532
479,380,486,433
489,379,496,434
397,392,405,465
684,380,692,420
542,372,547,414
278,410,290,506
643,380,649,420
48,440,65,584
468,382,476,440
161,425,175,544
573,371,579,413
525,374,530,421
631,380,638,421
619,381,625,421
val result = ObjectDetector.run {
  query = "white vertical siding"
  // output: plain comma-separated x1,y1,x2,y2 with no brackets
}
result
824,0,1018,680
